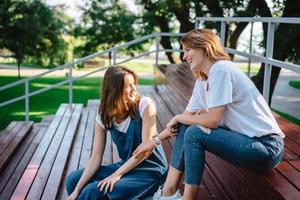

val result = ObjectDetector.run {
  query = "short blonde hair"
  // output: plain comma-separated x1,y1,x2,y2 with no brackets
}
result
180,29,230,62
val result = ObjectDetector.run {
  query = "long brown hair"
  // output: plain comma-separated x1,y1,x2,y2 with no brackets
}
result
180,29,230,62
99,66,141,129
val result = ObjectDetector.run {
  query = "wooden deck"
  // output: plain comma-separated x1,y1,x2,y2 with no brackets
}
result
0,64,299,199
154,64,300,200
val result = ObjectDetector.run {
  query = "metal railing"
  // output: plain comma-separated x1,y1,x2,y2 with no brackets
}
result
195,17,300,103
0,32,184,121
1,17,300,121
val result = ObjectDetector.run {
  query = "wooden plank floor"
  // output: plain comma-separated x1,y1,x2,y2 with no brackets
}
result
155,63,300,200
0,121,47,199
0,64,299,199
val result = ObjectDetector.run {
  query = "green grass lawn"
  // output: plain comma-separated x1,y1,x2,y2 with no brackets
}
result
0,76,154,131
0,61,51,69
272,108,300,126
289,80,300,90
236,63,260,75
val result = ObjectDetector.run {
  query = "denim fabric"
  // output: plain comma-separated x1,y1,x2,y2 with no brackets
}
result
66,110,168,200
170,124,190,171
66,164,120,199
170,124,284,186
66,163,164,200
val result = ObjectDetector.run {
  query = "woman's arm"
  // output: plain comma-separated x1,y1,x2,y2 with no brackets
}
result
98,102,158,193
168,105,225,129
68,123,106,199
132,109,203,157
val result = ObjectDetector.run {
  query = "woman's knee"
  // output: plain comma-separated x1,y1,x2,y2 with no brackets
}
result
176,123,190,138
78,182,105,200
184,125,206,145
66,169,84,194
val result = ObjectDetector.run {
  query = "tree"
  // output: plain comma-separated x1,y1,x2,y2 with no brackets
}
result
75,0,300,103
137,0,300,104
74,0,140,63
0,0,65,77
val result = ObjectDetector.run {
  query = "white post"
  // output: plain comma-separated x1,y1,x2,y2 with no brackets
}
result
69,63,73,108
220,21,226,46
195,19,199,29
155,33,160,67
25,80,29,121
113,50,117,66
263,22,275,103
247,22,254,77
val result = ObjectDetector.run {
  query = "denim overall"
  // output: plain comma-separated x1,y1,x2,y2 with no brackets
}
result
66,111,168,200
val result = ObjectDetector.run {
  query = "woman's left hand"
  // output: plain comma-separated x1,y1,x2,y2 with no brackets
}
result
97,174,122,194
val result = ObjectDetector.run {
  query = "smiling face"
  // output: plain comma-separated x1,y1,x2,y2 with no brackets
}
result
123,74,137,103
182,43,207,72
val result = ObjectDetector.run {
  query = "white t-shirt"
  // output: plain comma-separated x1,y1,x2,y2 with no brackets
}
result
186,60,284,138
96,97,156,133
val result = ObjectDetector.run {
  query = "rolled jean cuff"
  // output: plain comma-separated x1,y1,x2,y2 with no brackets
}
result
183,180,201,187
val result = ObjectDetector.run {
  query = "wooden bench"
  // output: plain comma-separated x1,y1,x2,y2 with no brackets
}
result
0,100,118,200
0,104,82,200
0,121,34,173
151,63,300,200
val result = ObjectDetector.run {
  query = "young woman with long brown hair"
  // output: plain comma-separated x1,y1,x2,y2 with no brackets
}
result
134,29,284,200
66,66,168,199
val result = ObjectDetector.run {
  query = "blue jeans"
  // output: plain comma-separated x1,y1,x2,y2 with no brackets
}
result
66,162,164,199
170,124,284,186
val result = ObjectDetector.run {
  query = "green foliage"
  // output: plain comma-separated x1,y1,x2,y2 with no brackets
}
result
272,0,284,16
74,0,142,58
0,0,66,68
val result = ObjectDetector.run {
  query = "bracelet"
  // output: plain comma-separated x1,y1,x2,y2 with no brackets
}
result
152,135,162,146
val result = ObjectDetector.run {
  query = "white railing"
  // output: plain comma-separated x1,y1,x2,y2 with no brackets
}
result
1,17,300,121
195,17,300,103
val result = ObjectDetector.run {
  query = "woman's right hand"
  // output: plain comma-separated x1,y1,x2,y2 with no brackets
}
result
163,127,177,138
67,189,79,200
166,115,179,132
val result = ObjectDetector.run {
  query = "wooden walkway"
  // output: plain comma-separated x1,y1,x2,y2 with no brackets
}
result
0,64,299,199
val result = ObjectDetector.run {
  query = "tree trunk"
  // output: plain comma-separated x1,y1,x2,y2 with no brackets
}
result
203,0,223,17
155,15,180,64
142,1,180,64
168,0,194,33
251,0,300,104
108,51,112,66
17,60,21,78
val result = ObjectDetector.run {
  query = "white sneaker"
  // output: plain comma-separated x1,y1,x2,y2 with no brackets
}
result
152,187,182,200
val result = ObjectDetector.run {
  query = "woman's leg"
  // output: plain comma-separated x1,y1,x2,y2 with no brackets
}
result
66,169,84,195
161,166,182,196
161,124,189,196
77,181,106,200
182,184,197,200
183,125,284,197
66,163,120,197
